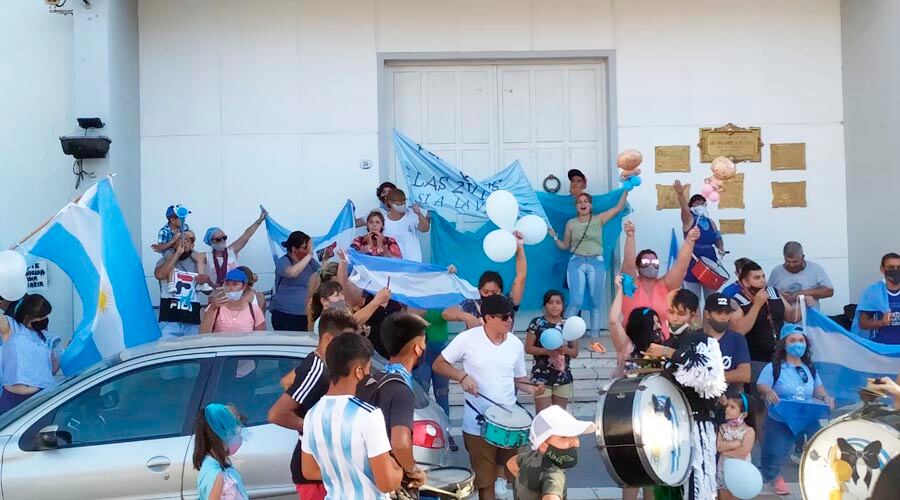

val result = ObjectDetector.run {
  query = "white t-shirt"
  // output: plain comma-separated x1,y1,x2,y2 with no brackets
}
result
440,326,527,435
301,395,392,500
383,210,423,262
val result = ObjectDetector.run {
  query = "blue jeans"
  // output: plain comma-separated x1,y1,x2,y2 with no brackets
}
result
564,255,605,336
159,321,200,339
760,416,819,482
412,340,450,417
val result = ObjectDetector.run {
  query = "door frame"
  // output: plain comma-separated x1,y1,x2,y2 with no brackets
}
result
376,50,618,191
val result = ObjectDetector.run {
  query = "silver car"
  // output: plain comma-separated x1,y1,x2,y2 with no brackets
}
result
0,332,450,499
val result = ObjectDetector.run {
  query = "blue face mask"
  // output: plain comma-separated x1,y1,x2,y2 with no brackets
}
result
786,342,807,358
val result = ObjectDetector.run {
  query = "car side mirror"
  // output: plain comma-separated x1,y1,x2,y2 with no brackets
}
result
36,425,72,450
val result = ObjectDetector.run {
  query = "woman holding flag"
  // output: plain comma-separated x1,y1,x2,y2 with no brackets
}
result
270,231,319,332
0,294,62,413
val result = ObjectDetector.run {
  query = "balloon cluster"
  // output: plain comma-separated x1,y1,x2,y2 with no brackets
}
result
702,156,737,203
539,316,587,349
482,190,548,263
0,250,27,302
617,149,644,191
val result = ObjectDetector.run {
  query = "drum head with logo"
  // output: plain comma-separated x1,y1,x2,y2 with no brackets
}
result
801,414,900,500
484,405,532,429
633,374,694,485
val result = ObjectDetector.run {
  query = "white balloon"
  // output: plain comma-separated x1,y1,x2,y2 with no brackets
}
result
722,458,763,499
482,229,517,263
0,250,27,301
485,190,519,231
562,316,587,341
514,215,548,245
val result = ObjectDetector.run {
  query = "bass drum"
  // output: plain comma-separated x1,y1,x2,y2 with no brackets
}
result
800,407,900,500
595,373,694,487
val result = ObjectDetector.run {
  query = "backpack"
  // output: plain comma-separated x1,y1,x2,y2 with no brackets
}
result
357,370,408,406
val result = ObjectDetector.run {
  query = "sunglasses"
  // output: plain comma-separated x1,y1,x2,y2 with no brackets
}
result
491,313,512,322
212,236,228,243
795,366,809,384
640,258,660,267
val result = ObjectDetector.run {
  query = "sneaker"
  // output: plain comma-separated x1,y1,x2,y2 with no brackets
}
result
773,476,790,495
448,435,458,452
494,477,510,499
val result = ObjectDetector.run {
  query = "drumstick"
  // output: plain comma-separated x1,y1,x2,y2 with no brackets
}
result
477,394,512,413
419,484,460,497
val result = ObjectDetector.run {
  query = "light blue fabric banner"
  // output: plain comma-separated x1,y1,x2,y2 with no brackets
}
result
430,190,630,310
393,129,547,220
262,200,357,264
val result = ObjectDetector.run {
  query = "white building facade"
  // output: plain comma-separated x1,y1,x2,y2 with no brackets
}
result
3,0,896,333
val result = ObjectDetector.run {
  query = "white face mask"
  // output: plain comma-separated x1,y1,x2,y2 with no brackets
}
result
392,202,407,212
211,242,227,252
690,205,707,217
225,290,243,302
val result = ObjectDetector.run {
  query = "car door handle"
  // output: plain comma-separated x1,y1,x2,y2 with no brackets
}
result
146,456,171,472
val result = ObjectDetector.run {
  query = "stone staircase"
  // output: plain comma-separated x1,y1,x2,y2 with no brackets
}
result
447,331,619,419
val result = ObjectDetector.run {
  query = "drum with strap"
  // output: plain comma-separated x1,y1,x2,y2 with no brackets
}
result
690,255,729,290
480,405,532,449
595,373,694,487
800,405,900,500
419,467,476,500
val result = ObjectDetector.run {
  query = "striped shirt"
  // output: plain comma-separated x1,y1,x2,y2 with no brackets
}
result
157,222,191,245
302,395,392,500
2,319,60,389
286,352,330,485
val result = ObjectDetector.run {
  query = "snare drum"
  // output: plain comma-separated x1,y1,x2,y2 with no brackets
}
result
480,405,532,449
800,407,900,500
596,373,694,487
420,467,475,500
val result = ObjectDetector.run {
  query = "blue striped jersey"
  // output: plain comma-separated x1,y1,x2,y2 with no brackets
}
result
301,395,392,500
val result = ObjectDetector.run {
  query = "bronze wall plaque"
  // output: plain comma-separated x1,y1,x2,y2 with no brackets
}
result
656,184,684,210
772,181,807,208
719,219,746,234
698,123,763,163
655,146,691,172
717,173,745,209
771,143,806,170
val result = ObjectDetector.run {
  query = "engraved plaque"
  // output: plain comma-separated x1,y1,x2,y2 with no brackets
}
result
771,143,806,170
772,181,807,208
656,184,683,210
717,173,745,209
719,219,746,234
699,123,763,163
655,146,691,173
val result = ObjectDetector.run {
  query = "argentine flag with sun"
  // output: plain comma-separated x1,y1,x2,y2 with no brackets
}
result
24,177,159,375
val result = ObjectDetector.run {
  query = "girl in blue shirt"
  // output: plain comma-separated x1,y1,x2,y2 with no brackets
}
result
756,324,834,494
193,403,249,500
0,293,61,414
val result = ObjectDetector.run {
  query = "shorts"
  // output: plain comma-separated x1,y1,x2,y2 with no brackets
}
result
295,482,326,500
533,383,574,400
463,432,520,490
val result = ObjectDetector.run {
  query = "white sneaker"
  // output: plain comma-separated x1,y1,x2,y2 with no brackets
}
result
494,477,510,499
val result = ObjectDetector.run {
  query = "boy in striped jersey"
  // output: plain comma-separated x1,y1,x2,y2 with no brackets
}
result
267,308,357,499
301,332,403,499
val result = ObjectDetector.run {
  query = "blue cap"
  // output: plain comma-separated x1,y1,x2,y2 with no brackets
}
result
780,323,805,339
204,227,223,245
224,268,248,283
165,205,176,218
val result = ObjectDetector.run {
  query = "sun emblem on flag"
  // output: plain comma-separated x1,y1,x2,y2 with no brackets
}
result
98,287,112,314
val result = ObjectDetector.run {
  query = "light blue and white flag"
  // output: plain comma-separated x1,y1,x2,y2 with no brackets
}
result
666,228,679,271
347,250,478,309
393,129,547,220
263,200,357,263
24,178,159,375
803,306,900,405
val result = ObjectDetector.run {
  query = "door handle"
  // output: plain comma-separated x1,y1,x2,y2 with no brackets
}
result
146,455,171,472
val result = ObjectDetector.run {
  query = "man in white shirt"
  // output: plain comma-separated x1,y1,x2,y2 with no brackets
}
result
433,295,545,500
768,241,834,309
301,333,403,500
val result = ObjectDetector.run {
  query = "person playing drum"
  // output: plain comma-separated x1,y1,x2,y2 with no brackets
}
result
433,295,545,500
674,181,726,300
506,405,595,500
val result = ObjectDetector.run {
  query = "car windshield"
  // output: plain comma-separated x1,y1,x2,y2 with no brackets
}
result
0,360,112,430
370,353,429,410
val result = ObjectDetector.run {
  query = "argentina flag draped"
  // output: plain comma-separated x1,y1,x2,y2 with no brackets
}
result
803,305,900,405
263,200,356,263
23,178,159,375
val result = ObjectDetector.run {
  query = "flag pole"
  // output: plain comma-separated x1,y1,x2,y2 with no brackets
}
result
799,294,808,330
10,193,84,250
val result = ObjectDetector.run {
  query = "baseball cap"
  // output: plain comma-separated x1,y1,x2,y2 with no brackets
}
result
481,294,513,317
704,293,733,313
530,405,595,450
567,168,586,182
780,322,806,339
165,205,176,218
224,268,248,283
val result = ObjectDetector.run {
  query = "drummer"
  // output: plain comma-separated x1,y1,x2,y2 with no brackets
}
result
433,295,545,500
674,181,726,301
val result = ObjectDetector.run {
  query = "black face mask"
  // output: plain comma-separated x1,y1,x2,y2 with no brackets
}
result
30,318,49,332
412,345,425,371
746,286,762,297
886,269,900,284
179,251,193,261
543,445,578,469
708,319,729,333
